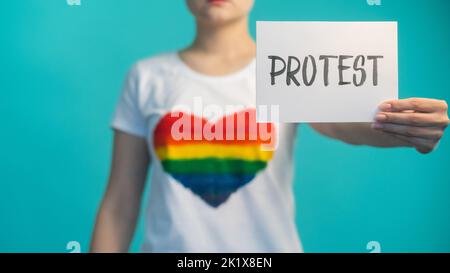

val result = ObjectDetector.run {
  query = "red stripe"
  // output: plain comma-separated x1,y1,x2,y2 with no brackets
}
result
153,109,276,147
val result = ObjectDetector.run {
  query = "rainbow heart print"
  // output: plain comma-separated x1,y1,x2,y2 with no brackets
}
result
153,109,276,207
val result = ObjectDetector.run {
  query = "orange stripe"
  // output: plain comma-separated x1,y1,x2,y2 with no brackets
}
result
155,144,274,161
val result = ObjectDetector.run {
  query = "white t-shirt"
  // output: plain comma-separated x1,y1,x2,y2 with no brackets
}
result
111,53,302,252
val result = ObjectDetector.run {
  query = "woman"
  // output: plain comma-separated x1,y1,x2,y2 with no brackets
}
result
90,0,449,252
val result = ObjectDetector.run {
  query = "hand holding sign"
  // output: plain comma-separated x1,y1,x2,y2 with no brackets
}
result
256,21,449,153
256,21,398,123
374,98,449,154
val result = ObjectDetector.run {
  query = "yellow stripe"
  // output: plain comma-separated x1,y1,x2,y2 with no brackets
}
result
155,144,274,161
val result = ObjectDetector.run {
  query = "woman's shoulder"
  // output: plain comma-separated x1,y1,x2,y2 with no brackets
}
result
130,52,179,79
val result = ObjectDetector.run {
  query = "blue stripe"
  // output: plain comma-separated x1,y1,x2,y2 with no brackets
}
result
171,173,255,207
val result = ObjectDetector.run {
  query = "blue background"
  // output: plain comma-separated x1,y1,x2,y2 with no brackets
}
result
1,0,449,253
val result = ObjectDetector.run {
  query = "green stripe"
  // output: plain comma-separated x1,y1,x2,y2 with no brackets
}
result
161,158,268,175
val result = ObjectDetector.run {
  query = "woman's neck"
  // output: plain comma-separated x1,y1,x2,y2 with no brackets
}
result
189,17,255,58
179,17,255,76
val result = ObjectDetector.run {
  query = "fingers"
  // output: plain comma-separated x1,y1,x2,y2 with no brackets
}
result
375,98,448,153
380,98,448,113
386,133,436,154
375,112,448,127
372,122,444,140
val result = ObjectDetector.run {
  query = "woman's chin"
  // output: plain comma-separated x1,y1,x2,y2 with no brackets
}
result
199,14,241,26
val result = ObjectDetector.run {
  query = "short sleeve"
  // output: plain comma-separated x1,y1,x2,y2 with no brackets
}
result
111,65,148,138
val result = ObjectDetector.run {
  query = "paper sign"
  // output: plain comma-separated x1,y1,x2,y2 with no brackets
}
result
256,21,398,122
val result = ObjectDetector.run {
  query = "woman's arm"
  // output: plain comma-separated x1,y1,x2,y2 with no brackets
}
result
310,98,449,154
90,130,150,252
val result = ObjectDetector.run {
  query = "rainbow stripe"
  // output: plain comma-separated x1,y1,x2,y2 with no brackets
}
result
153,109,275,207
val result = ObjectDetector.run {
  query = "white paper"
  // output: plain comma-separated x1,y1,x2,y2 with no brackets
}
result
256,21,398,123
